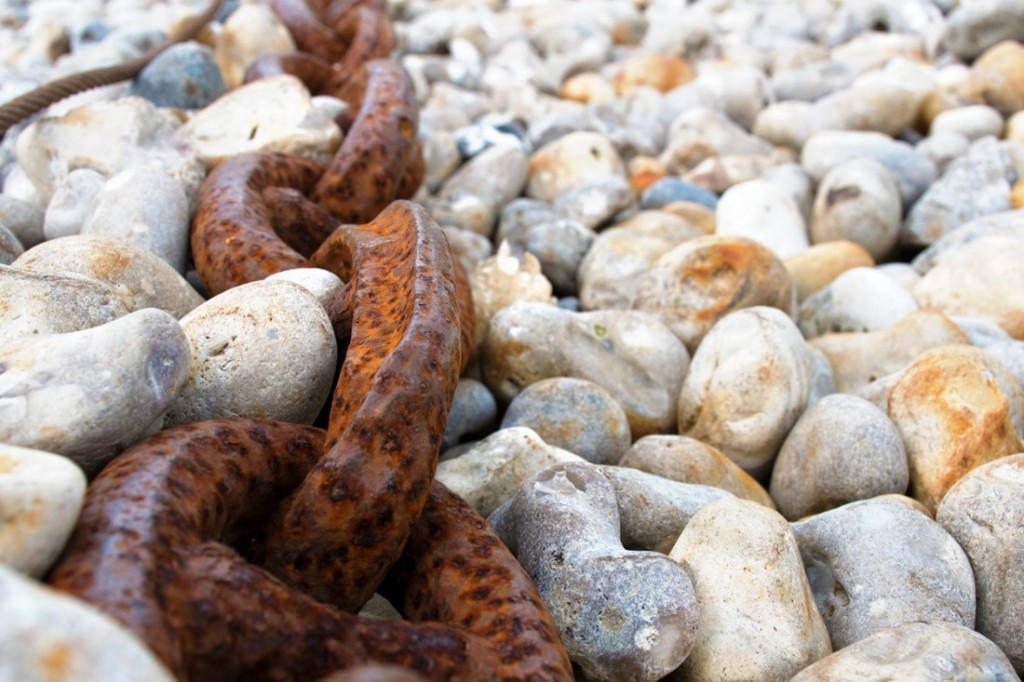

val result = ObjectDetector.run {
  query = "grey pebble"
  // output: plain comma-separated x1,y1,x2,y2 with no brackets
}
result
0,220,23,265
130,41,225,110
640,177,718,210
442,378,498,451
42,168,106,241
0,195,44,249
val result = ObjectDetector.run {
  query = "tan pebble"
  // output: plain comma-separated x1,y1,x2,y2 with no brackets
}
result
526,131,625,203
214,2,296,89
1005,110,1024,141
1012,178,1024,208
888,345,1024,512
785,241,875,302
558,72,616,104
970,40,1024,116
627,155,669,191
469,241,556,352
613,53,695,94
660,201,717,233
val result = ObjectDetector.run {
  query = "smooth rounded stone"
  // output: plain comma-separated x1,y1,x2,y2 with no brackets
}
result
714,179,809,259
498,211,594,296
468,242,556,352
695,65,772,132
916,130,972,175
798,82,920,147
931,104,1005,141
41,167,106,241
668,498,832,682
587,87,669,160
433,144,530,236
797,267,920,338
660,107,774,174
14,235,204,319
482,303,690,438
770,395,908,520
500,377,631,465
762,162,819,224
901,136,1014,248
612,53,694,95
632,236,797,354
791,497,975,649
436,427,583,517
677,307,814,477
910,209,1024,274
913,224,1024,338
969,40,1024,117
266,267,343,311
811,159,902,261
15,97,205,206
441,225,492,279
526,131,626,203
164,280,336,428
807,343,837,406
954,315,1013,347
640,177,718,210
986,340,1024,392
811,311,970,394
0,266,129,346
0,563,176,682
875,262,922,294
0,221,23,265
889,345,1024,512
179,75,343,168
790,621,1020,682
82,166,190,273
784,241,875,303
559,72,616,104
682,154,776,195
753,100,814,150
619,435,774,508
129,41,224,110
213,1,295,89
937,454,1024,673
0,308,190,476
442,378,498,452
577,212,707,312
489,462,700,682
770,60,859,104
552,175,635,229
422,130,461,192
0,443,85,578
0,195,44,250
801,130,938,206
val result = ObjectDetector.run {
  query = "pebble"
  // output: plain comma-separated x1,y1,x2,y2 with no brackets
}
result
265,268,344,311
810,159,902,261
490,462,701,682
783,240,875,303
164,279,336,428
618,435,774,508
212,0,295,89
714,179,809,259
668,498,832,682
937,454,1024,675
0,308,191,476
790,621,1020,682
792,497,976,648
41,167,106,241
640,177,718,210
0,564,177,682
0,220,24,264
495,203,594,296
500,377,631,465
552,174,635,229
178,75,343,168
916,130,972,174
129,41,225,110
930,105,1006,141
431,144,530,236
612,53,694,95
526,131,626,203
13,234,204,319
0,266,129,346
482,302,690,437
677,307,814,477
441,378,498,452
888,344,1024,512
0,443,85,578
770,395,908,521
631,235,796,353
0,195,44,250
797,266,920,338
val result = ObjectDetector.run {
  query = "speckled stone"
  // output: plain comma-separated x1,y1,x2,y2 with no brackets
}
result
526,131,626,203
797,267,919,338
442,378,498,452
130,41,225,110
500,377,631,465
811,159,902,261
792,497,976,649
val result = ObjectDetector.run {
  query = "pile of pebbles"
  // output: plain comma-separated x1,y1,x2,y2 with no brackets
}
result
2,0,1024,680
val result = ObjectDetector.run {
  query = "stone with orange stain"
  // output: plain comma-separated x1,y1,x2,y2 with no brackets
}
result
676,307,814,477
0,443,85,578
627,155,668,191
612,53,694,94
887,345,1024,513
619,434,774,508
0,563,176,681
631,235,796,353
784,240,875,303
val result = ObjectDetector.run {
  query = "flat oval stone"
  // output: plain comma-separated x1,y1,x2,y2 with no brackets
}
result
797,266,919,338
164,279,336,427
811,159,902,261
790,621,1019,682
14,234,204,319
937,454,1024,673
771,394,908,520
619,434,774,508
500,377,631,465
632,235,796,353
0,266,129,346
213,1,295,89
931,105,1006,141
0,308,191,476
526,131,626,203
669,497,832,682
784,241,875,303
0,443,85,578
434,144,530,236
678,307,814,476
714,179,809,259
792,497,975,649
482,302,690,437
888,344,1024,511
130,41,225,110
